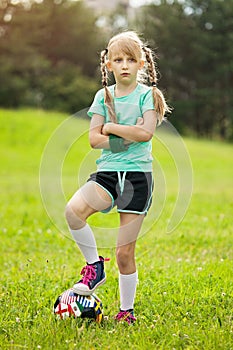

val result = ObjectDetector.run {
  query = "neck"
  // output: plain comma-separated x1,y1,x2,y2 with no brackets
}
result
114,81,138,98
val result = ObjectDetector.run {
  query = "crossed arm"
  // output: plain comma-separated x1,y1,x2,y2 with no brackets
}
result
89,110,157,149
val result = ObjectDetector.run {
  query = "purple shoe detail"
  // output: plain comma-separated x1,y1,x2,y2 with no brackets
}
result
115,310,136,324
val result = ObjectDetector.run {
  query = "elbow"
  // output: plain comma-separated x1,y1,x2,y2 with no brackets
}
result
144,133,153,142
139,131,153,142
134,125,153,142
89,139,98,149
89,136,97,149
89,136,104,149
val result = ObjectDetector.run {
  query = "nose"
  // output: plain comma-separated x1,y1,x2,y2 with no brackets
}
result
122,59,128,69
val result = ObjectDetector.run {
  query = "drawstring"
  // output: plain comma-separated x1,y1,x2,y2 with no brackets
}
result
117,171,127,195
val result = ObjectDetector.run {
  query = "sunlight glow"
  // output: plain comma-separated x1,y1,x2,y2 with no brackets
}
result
4,13,12,22
130,0,154,7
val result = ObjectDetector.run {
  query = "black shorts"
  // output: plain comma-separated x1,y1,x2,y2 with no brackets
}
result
88,171,154,214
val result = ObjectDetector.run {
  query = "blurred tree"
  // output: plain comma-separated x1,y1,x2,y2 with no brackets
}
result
189,0,233,140
40,62,98,113
34,0,101,76
1,0,232,139
134,0,233,140
0,0,102,112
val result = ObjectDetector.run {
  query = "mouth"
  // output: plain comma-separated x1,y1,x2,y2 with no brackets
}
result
121,73,130,77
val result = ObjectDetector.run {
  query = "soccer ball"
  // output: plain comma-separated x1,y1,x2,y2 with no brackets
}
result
54,288,103,323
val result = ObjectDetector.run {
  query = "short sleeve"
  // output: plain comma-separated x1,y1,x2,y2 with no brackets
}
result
141,88,155,115
87,89,106,118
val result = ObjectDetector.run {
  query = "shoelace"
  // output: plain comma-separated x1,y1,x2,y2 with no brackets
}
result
79,257,110,286
115,311,136,324
80,265,96,286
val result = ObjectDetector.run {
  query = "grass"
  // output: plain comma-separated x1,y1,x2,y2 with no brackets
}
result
0,108,232,350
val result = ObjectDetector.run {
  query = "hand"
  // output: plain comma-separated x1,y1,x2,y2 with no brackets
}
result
102,123,114,136
136,117,144,125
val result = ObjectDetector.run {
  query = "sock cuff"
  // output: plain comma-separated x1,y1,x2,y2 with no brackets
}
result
119,271,138,280
69,224,89,235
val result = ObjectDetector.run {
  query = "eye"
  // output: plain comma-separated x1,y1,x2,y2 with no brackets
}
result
128,58,136,62
114,58,122,63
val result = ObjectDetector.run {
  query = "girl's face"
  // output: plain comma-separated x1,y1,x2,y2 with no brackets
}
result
107,48,144,86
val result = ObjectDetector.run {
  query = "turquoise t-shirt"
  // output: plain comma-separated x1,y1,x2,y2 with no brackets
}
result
87,83,155,172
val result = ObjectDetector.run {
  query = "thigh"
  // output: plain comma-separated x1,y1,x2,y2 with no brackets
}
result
117,212,145,248
68,181,113,219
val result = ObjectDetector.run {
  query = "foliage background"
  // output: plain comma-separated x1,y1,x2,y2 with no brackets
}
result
0,0,233,139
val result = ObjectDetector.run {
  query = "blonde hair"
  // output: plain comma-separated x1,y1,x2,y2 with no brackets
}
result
100,31,171,125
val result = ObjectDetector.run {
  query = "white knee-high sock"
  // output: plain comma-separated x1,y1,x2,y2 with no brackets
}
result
69,224,99,264
119,271,138,311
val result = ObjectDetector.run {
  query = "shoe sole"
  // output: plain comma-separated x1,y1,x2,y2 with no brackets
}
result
73,277,106,296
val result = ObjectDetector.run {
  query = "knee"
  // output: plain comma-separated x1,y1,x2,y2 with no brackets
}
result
65,202,85,229
65,202,74,221
116,246,134,271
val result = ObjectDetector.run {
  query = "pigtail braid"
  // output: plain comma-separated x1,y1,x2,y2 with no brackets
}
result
142,46,171,125
100,49,117,123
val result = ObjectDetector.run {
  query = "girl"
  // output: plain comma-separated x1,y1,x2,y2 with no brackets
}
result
65,31,170,324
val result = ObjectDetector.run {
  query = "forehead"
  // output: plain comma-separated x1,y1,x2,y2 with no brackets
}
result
108,40,141,60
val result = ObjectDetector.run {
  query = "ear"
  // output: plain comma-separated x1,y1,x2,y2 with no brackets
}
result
139,60,145,70
106,61,113,72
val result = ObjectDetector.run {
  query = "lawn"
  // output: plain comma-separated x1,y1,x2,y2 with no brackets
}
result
0,109,232,349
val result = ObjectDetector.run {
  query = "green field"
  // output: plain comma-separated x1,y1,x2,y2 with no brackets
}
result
0,109,232,350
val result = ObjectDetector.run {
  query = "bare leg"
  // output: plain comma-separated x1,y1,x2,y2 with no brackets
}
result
65,181,113,295
65,181,112,229
116,213,145,274
116,213,145,313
